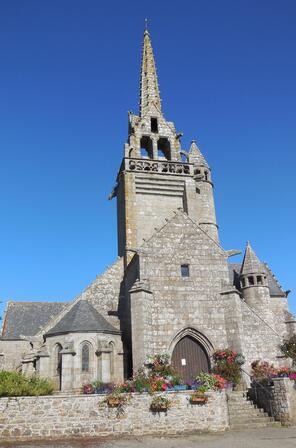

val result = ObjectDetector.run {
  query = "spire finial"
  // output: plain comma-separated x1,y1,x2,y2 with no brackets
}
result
144,18,148,33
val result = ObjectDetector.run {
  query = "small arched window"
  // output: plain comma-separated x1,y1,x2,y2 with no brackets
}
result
204,171,208,181
81,343,90,372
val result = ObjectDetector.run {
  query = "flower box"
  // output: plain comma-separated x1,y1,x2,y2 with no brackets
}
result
189,393,208,404
150,405,168,412
189,396,208,405
106,398,121,408
174,384,187,391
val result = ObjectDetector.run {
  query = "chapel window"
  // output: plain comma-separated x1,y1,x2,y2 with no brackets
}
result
181,264,190,277
81,343,90,372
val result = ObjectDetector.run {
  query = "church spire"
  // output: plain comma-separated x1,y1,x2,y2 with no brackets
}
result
139,25,162,117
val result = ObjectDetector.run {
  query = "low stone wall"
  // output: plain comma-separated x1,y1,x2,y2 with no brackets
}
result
0,391,229,441
248,378,296,424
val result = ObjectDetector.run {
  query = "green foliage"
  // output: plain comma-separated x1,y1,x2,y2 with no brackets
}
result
92,380,103,389
213,361,241,385
250,360,276,380
195,373,215,390
170,374,182,386
197,385,208,394
146,354,175,377
132,368,151,393
280,335,296,364
0,371,55,397
212,347,243,385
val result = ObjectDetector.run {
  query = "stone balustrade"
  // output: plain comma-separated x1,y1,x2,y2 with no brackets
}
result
125,158,193,176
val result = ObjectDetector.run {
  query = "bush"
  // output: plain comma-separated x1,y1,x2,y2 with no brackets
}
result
212,348,244,385
250,360,276,381
280,335,296,365
0,371,54,397
196,372,226,390
213,361,241,385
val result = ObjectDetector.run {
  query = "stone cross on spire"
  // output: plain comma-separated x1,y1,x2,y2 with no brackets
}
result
139,25,162,117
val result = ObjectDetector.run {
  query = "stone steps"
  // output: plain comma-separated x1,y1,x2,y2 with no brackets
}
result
227,391,280,430
230,421,281,430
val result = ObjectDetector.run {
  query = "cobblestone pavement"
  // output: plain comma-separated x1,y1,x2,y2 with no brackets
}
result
1,427,296,448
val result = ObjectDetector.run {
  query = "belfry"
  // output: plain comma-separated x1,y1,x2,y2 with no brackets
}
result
0,28,294,391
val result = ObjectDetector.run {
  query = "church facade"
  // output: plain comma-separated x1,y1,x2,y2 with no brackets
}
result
0,29,295,391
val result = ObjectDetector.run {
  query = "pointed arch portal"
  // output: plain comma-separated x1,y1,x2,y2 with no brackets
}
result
171,330,211,382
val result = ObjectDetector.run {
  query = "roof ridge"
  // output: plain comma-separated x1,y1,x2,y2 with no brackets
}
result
263,262,285,293
5,301,65,304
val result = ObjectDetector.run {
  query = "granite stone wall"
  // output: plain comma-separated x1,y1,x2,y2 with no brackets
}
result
249,378,296,424
0,391,229,441
129,210,230,370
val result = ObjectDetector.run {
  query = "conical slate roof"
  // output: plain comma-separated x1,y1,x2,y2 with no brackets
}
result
189,140,209,168
240,242,264,276
228,262,286,297
46,300,120,336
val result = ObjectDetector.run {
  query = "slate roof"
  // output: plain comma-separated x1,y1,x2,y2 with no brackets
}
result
45,300,120,336
228,263,286,297
1,302,66,340
189,140,209,168
240,242,263,275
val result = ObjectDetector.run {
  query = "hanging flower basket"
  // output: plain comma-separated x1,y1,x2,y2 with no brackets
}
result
103,392,129,409
106,397,121,408
189,391,208,405
150,396,171,413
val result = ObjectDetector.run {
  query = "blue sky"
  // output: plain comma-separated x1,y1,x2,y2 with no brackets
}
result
0,0,295,320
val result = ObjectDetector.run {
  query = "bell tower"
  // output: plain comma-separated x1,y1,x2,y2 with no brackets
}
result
113,27,219,265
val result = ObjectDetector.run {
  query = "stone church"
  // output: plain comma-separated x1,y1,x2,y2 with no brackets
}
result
0,29,295,391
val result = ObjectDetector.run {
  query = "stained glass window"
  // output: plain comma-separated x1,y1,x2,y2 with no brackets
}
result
81,343,90,372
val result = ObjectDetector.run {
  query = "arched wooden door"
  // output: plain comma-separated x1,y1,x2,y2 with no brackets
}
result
171,336,210,382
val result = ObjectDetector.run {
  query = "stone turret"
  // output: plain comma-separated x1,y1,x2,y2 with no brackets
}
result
240,242,269,309
189,140,219,242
